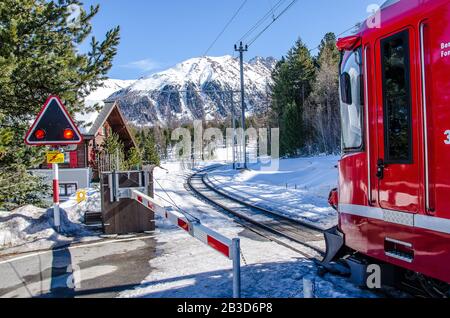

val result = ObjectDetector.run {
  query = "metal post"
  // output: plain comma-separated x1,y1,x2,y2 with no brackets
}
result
232,238,241,298
108,173,114,203
231,91,236,170
114,171,120,202
52,163,61,232
235,42,248,169
138,171,143,188
303,276,316,298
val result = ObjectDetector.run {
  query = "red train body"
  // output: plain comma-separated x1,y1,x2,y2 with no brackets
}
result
333,0,450,285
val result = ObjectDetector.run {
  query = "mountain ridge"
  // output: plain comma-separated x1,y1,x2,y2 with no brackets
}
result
82,55,276,129
110,55,276,127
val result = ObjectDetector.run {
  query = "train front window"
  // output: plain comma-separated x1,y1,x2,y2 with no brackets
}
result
340,48,363,151
381,30,412,163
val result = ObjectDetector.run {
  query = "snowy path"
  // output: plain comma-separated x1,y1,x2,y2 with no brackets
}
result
119,161,376,298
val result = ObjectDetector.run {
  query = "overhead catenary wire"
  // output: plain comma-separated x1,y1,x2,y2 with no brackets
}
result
238,0,287,43
308,22,362,53
203,0,248,57
154,178,200,222
237,0,360,54
246,0,299,48
153,178,183,212
267,0,276,20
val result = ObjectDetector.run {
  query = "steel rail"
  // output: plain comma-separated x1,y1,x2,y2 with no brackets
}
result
186,167,325,258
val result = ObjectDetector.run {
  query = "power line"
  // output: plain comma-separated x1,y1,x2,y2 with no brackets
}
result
203,0,248,57
238,0,286,43
267,0,276,20
247,0,299,48
308,23,361,53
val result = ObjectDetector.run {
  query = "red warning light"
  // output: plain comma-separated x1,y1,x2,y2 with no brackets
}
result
63,129,74,140
35,129,46,140
25,96,83,146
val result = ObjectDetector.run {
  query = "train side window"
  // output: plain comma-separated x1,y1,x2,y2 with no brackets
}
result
340,48,363,152
381,30,413,163
340,73,352,105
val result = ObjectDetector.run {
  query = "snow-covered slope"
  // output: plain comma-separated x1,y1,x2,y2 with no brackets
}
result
207,156,339,229
77,79,135,133
85,79,136,107
108,55,276,127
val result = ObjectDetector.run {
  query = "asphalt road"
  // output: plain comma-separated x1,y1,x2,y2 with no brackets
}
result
0,236,156,298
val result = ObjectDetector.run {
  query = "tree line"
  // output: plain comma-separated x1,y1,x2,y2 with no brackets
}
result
269,33,341,157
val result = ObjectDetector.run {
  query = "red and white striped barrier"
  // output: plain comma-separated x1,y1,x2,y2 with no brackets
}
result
130,189,233,259
128,188,241,297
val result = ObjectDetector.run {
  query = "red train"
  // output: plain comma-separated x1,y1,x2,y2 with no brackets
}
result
325,0,450,294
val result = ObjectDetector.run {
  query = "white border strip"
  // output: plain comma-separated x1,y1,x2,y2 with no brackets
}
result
339,204,450,235
415,214,450,235
339,204,383,221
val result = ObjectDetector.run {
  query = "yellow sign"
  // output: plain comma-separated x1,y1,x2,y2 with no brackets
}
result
46,151,65,164
76,190,87,204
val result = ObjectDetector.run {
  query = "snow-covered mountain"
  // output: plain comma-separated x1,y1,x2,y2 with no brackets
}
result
85,79,136,108
108,55,276,127
77,79,136,133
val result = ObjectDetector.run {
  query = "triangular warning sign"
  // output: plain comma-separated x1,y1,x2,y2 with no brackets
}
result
25,96,83,146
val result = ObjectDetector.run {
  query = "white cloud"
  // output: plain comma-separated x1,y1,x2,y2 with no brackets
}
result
121,59,162,72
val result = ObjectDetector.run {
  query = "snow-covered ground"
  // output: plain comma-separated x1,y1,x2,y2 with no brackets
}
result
205,156,339,229
119,159,376,298
0,189,101,256
0,151,376,298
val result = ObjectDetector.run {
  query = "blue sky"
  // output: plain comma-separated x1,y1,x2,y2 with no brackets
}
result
81,0,384,79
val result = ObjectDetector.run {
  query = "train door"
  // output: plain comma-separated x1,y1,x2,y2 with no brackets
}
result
375,28,420,213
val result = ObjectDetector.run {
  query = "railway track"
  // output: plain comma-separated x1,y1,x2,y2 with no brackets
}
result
186,166,326,259
186,166,425,298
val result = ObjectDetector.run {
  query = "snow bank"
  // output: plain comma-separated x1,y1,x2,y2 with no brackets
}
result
0,189,101,255
207,156,339,229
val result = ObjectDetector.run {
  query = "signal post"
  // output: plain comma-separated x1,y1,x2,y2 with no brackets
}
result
25,96,83,233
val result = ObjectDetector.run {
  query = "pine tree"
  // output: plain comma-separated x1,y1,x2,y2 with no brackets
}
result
103,132,124,156
270,38,316,156
0,0,120,210
143,132,161,166
281,102,302,157
127,147,142,170
308,33,341,153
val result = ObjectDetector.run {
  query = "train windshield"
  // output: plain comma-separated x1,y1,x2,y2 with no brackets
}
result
340,48,363,151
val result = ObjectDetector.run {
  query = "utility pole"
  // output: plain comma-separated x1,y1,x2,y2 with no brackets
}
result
234,41,248,169
231,91,236,170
